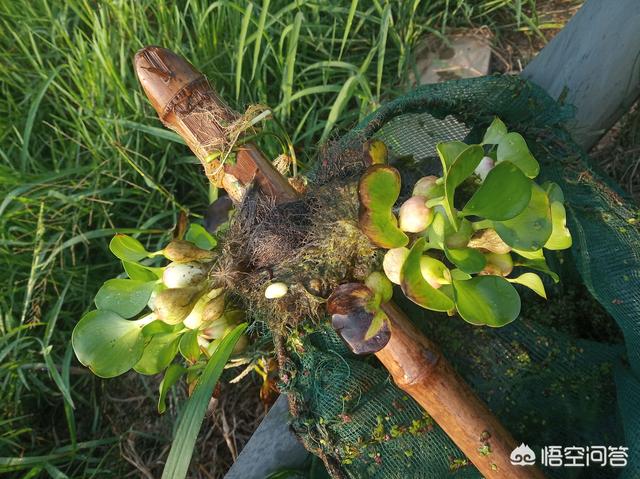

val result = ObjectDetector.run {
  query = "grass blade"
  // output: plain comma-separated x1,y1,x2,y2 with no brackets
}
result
251,0,270,80
281,11,303,119
108,119,185,144
339,0,359,60
236,3,253,101
301,60,360,75
43,462,69,479
275,85,342,112
376,5,391,99
44,279,70,347
161,323,247,479
40,228,166,271
42,345,75,409
515,0,522,27
61,345,77,448
0,439,117,473
20,68,59,172
320,75,359,143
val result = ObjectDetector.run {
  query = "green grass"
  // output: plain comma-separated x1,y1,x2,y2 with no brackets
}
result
0,0,563,476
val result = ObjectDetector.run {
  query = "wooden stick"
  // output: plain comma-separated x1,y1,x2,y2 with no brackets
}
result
135,46,545,479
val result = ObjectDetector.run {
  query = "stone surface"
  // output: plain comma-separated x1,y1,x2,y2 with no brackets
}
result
413,34,492,84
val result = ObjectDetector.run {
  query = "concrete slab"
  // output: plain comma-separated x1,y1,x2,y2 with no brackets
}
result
224,394,309,478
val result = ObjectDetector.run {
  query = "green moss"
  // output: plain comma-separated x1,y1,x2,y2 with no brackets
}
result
449,458,469,471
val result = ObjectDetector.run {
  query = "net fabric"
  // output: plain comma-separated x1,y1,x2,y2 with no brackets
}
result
281,75,640,478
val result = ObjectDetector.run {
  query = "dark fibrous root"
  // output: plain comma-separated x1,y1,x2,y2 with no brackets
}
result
211,138,383,333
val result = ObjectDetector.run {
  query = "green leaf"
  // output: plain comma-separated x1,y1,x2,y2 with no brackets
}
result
453,276,521,327
451,269,472,281
436,141,468,172
158,364,187,414
185,224,217,251
445,247,486,274
516,256,560,283
134,332,181,375
364,309,388,341
142,320,177,336
482,117,508,145
513,248,544,260
400,238,454,312
161,323,247,479
508,272,547,299
179,329,201,363
494,183,552,251
462,161,532,220
94,279,155,319
358,165,409,248
545,201,572,250
443,145,484,225
365,272,393,303
497,132,540,178
109,234,149,262
543,181,565,203
123,260,163,282
72,310,146,378
427,210,449,248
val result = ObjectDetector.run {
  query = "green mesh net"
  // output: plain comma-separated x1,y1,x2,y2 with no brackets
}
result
278,75,640,478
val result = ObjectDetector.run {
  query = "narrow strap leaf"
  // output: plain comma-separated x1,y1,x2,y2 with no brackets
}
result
161,323,247,479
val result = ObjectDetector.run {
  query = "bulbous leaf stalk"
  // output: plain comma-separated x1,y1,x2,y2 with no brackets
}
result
163,261,208,288
399,196,433,233
163,240,215,262
154,287,203,325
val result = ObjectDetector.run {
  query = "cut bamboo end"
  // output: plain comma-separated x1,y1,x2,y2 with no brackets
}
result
134,45,299,204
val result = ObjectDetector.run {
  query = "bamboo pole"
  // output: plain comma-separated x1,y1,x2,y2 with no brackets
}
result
377,302,544,478
134,45,545,479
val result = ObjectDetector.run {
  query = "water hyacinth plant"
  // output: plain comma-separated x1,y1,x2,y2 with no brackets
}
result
358,118,572,332
71,224,248,413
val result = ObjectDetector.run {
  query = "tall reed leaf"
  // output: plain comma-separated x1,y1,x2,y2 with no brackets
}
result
376,5,391,99
320,75,360,143
251,0,270,80
161,323,248,479
281,11,303,119
236,3,254,101
339,0,359,60
20,68,59,172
